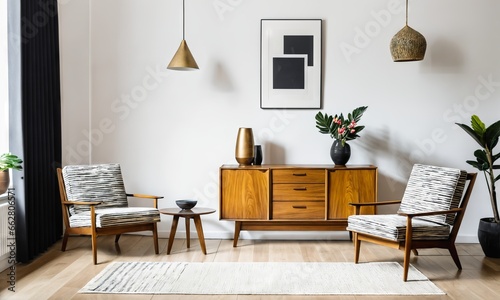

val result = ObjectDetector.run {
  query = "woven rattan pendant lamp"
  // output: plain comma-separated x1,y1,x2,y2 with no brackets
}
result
168,0,199,70
390,0,427,62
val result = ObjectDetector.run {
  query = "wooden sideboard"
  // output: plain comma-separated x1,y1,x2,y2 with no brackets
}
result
219,164,377,246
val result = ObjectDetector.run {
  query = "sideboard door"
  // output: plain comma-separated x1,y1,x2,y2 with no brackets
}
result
328,169,377,219
220,169,269,220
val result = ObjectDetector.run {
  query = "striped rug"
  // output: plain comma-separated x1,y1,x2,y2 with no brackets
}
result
80,261,444,295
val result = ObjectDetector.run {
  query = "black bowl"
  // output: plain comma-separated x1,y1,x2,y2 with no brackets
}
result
176,200,197,210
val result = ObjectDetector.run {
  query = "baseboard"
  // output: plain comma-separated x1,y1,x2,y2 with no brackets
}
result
130,230,480,243
0,253,10,272
455,235,479,243
162,230,352,240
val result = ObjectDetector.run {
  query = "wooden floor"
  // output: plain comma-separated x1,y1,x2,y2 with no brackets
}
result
0,235,499,299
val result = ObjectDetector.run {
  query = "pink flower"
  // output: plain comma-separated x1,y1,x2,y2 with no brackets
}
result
315,106,367,143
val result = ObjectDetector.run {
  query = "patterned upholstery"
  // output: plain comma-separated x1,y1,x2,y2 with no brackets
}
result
347,164,467,241
62,163,160,228
399,164,467,225
62,164,128,215
347,215,451,241
69,207,160,228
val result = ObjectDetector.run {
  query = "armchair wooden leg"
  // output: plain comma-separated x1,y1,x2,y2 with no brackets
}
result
153,223,159,254
403,217,414,281
354,233,361,264
448,244,462,269
403,247,411,282
61,231,69,251
91,206,98,264
115,234,121,243
412,249,419,256
91,233,98,265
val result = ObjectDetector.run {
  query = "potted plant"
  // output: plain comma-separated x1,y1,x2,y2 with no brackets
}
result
0,152,23,194
315,106,368,165
456,115,500,258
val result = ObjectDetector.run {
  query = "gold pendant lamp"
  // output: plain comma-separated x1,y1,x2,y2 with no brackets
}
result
168,0,199,70
390,0,427,62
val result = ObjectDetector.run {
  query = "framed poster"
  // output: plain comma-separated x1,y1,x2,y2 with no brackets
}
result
260,19,322,109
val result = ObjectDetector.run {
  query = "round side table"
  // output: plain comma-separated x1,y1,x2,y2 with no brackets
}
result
159,207,216,255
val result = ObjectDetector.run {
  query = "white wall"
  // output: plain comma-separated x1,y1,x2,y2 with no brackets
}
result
58,0,500,243
59,0,91,164
0,0,8,155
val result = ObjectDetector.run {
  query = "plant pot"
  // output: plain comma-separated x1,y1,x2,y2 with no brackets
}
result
0,170,9,194
478,217,500,258
330,140,351,165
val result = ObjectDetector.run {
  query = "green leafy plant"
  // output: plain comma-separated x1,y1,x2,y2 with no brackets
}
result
315,106,368,146
456,115,500,223
0,153,23,172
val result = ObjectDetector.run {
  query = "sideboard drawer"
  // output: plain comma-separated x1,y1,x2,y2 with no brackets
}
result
272,169,325,184
273,201,325,219
273,184,325,201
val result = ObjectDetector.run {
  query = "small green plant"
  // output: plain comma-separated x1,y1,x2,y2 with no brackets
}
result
0,153,23,171
456,115,500,223
315,106,368,146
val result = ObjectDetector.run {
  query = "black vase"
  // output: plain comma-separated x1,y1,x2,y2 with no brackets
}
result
330,140,351,165
478,217,500,258
253,145,263,165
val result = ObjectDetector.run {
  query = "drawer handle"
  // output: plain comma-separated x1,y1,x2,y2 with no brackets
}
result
292,205,307,209
293,187,307,191
292,173,307,176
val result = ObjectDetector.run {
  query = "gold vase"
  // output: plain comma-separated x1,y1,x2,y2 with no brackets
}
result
235,128,254,166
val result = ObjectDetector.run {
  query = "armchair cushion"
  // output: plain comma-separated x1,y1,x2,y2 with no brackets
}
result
69,207,160,228
62,164,128,215
347,214,451,242
398,164,467,225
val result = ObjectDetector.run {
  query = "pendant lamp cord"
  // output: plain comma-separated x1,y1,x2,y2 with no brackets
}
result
182,0,186,40
405,0,408,26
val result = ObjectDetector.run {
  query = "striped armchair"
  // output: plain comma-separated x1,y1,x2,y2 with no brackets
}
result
347,164,476,281
57,164,163,264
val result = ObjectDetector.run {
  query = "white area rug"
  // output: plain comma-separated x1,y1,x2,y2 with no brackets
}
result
80,261,445,295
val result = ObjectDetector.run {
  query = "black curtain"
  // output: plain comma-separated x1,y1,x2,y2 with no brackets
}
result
8,0,62,263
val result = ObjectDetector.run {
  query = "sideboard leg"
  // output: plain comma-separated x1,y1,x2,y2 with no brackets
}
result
233,221,242,247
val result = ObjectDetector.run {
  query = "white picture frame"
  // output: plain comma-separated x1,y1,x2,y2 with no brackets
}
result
260,19,322,109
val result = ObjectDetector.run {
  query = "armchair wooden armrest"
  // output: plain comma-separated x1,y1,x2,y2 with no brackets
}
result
349,200,401,207
398,207,463,218
349,200,402,215
126,193,164,208
126,193,164,199
62,201,102,206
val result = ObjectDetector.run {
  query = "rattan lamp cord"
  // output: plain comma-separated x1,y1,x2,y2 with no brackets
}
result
405,0,408,26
